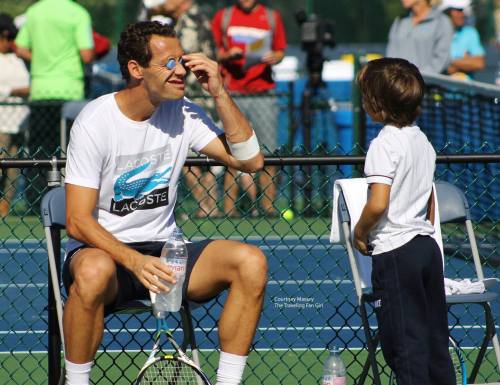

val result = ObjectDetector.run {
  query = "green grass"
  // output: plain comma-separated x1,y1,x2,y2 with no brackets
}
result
178,216,331,239
2,348,498,385
1,213,495,242
0,215,46,240
0,214,333,241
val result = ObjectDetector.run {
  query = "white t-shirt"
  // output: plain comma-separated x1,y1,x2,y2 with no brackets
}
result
65,93,222,252
364,124,436,255
0,53,30,134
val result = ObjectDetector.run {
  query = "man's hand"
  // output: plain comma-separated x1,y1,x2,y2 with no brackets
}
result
262,50,284,65
225,47,244,61
353,225,371,256
129,254,176,294
183,53,225,98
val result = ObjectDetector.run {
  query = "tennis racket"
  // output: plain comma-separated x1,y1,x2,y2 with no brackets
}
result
449,335,467,385
135,316,212,385
388,335,467,385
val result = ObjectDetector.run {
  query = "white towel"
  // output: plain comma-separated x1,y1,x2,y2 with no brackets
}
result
444,278,486,296
330,178,372,287
330,178,368,243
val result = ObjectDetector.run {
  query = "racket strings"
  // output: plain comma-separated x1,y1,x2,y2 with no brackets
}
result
450,347,464,385
140,359,202,384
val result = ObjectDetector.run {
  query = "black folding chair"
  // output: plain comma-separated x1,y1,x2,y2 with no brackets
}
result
41,186,202,385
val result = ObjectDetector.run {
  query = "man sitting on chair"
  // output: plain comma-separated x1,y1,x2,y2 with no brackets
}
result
63,21,267,385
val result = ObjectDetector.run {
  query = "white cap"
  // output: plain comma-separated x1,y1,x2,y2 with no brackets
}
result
440,0,471,10
143,0,165,9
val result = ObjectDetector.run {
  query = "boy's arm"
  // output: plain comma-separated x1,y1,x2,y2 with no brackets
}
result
354,183,391,255
426,188,435,226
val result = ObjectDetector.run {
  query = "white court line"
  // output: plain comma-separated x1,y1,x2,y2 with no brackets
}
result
0,248,46,253
0,283,47,289
1,324,494,336
268,279,352,285
261,245,342,251
3,346,497,354
191,235,332,242
0,279,354,289
2,235,331,245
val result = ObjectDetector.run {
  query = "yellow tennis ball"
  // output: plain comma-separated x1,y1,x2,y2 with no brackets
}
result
282,209,294,221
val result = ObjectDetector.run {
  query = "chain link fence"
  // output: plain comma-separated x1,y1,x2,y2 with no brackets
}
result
0,151,498,385
0,75,499,383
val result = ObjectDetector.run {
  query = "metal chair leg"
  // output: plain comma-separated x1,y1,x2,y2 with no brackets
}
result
468,302,496,384
358,297,381,385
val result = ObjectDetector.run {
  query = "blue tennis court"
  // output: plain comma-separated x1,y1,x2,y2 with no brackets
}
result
1,236,498,353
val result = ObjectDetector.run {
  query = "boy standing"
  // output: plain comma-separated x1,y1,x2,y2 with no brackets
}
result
353,58,455,385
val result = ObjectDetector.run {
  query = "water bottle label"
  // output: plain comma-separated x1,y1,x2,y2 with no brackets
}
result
322,376,346,385
168,259,187,275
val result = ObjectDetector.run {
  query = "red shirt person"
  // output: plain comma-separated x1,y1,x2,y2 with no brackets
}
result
212,0,287,218
212,0,286,93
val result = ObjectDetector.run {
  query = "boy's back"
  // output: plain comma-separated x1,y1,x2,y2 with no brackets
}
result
365,124,436,255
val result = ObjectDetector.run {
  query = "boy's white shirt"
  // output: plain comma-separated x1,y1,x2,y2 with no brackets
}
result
363,124,438,255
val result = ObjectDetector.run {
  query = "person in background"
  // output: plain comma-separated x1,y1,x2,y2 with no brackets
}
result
387,0,454,73
441,0,485,80
0,13,30,217
15,0,94,214
212,0,286,218
151,0,223,218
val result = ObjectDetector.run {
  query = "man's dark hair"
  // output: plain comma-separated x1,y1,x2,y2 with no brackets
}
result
117,21,176,82
0,13,18,41
357,57,425,127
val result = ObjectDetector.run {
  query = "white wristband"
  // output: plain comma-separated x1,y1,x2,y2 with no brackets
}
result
0,85,12,97
227,131,260,160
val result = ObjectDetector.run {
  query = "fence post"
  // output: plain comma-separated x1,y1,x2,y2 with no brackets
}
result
352,53,366,175
288,82,297,211
47,157,62,385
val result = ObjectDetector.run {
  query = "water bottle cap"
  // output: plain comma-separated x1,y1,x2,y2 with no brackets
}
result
173,227,183,235
155,310,167,319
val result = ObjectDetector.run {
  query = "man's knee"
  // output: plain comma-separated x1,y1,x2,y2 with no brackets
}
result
70,254,117,306
235,244,268,292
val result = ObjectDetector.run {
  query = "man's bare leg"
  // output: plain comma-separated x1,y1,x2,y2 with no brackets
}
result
187,239,267,384
63,249,118,378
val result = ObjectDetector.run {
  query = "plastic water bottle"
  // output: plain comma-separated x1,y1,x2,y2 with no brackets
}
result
322,347,346,385
153,227,188,317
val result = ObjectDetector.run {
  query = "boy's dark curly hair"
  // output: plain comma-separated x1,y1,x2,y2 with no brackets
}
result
117,21,176,82
357,57,425,128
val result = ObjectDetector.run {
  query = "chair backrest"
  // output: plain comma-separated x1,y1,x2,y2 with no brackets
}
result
40,186,153,312
435,181,484,281
435,181,470,223
338,191,372,294
41,186,66,228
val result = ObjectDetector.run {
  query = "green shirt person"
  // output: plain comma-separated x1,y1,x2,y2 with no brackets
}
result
15,0,94,100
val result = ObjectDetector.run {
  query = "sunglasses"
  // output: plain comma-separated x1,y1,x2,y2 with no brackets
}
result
165,57,190,73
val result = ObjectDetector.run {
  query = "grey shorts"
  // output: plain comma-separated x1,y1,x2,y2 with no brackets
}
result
62,239,214,316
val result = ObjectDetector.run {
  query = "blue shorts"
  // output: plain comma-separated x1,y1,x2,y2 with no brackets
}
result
62,239,214,316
